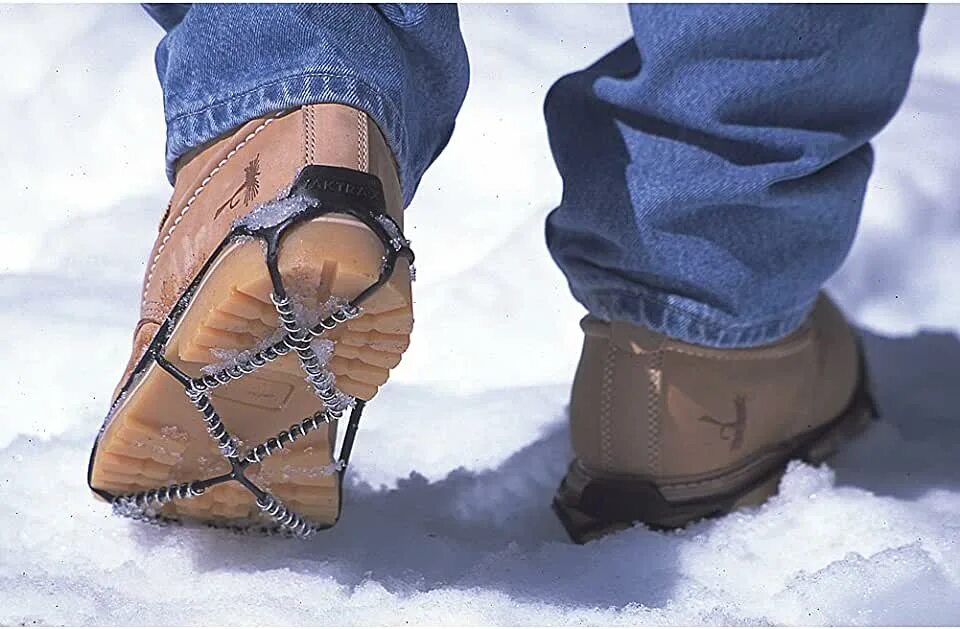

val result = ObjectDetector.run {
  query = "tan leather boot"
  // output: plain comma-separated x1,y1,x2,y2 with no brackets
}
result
88,104,413,534
554,293,876,542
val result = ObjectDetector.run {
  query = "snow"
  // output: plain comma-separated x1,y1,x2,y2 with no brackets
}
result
235,192,309,231
2,3,960,625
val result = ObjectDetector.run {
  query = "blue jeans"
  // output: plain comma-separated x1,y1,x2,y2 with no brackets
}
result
145,3,925,348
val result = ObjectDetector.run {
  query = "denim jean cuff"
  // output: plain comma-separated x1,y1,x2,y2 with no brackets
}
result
163,71,410,203
581,287,815,348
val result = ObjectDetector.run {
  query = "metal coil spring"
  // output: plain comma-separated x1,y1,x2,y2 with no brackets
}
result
271,294,306,336
243,408,343,465
112,292,361,534
305,371,351,411
114,481,205,512
270,294,359,331
188,344,280,394
309,305,361,334
299,356,340,402
268,295,354,411
256,494,319,538
270,294,360,347
109,211,410,538
187,390,239,458
112,505,181,528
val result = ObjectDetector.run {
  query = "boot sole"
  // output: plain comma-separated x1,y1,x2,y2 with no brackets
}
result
553,355,877,543
89,191,411,529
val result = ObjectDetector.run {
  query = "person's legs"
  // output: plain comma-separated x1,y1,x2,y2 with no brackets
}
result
545,4,925,348
548,5,926,541
143,3,468,204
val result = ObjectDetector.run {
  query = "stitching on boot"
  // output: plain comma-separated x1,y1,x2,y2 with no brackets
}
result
647,349,663,474
304,106,317,164
357,110,369,172
599,343,616,470
142,111,287,306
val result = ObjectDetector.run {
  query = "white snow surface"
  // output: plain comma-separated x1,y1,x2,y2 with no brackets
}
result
2,4,960,625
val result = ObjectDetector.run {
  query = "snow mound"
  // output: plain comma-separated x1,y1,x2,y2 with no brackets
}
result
2,423,959,624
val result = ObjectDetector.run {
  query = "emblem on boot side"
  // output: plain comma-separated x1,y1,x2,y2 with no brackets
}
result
693,394,748,451
214,154,261,219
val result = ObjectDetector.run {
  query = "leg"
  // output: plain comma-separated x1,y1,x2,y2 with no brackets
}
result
147,3,468,204
89,4,467,531
545,4,924,348
547,4,925,541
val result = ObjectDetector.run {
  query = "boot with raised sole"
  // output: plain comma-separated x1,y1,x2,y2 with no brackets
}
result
88,104,414,536
554,293,877,543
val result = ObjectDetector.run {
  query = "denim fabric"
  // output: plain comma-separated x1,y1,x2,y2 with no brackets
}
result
546,4,925,347
145,3,468,205
146,4,925,348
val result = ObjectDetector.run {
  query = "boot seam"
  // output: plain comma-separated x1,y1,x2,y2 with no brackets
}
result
357,110,369,172
647,349,663,475
303,106,317,164
599,343,616,470
143,110,287,307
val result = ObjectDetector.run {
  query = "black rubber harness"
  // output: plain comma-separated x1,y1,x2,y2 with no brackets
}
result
87,165,413,536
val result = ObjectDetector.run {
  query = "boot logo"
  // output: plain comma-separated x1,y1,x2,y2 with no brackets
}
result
214,154,261,220
301,176,379,201
694,395,748,451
